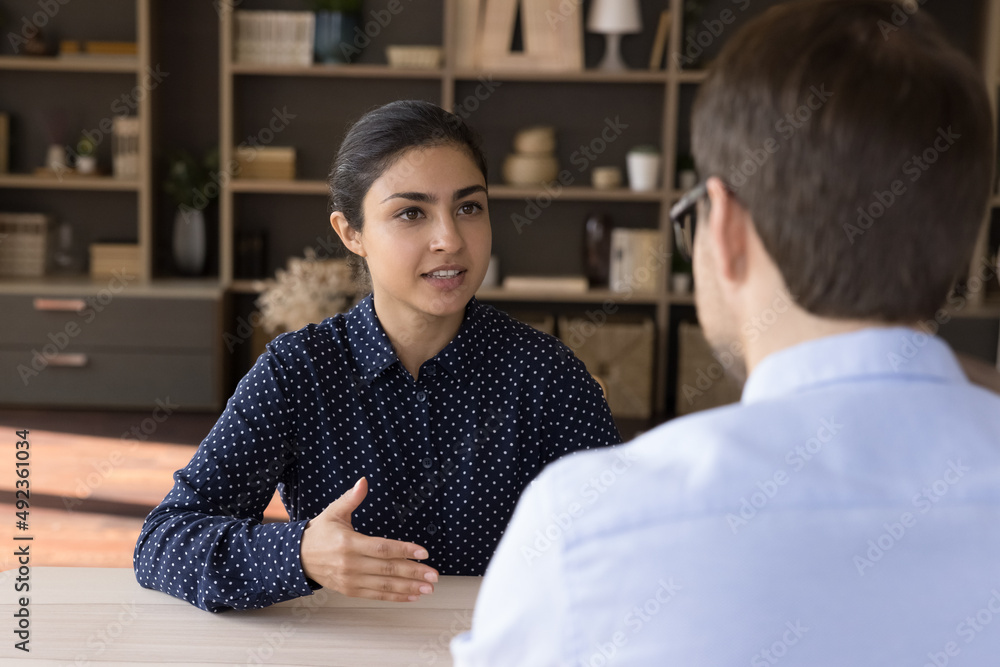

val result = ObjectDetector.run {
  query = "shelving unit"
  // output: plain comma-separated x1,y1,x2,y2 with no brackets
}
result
217,0,1000,421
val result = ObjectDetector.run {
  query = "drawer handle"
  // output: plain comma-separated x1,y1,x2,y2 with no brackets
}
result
47,354,88,368
34,298,87,312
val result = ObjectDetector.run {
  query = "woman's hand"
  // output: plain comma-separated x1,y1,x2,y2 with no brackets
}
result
299,477,439,602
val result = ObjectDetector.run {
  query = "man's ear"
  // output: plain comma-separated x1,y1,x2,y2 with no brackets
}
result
704,177,748,286
330,211,366,258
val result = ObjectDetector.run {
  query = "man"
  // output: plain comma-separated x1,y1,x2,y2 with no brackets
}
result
452,1,1000,664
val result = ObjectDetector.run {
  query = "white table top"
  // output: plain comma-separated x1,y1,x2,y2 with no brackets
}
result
0,567,481,665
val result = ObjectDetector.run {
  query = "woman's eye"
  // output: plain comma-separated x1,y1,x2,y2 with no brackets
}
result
459,202,484,215
399,208,423,221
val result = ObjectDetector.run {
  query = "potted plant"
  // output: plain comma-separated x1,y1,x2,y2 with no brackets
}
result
164,148,219,276
309,0,363,64
75,135,97,175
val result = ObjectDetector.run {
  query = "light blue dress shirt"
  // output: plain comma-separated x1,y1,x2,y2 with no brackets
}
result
452,327,1000,666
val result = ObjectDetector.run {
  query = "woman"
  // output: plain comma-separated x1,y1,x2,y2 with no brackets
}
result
134,100,621,612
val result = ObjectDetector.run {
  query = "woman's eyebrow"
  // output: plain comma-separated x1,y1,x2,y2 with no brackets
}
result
381,184,487,205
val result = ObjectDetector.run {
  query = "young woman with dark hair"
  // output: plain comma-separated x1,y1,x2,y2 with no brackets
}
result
134,100,620,612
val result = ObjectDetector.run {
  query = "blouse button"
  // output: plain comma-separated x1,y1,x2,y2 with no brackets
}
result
422,457,433,469
426,524,437,535
416,391,427,402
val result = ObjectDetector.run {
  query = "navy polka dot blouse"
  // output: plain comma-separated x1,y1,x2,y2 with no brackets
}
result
134,295,620,611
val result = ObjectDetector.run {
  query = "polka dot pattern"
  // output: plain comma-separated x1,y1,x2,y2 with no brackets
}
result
134,295,621,611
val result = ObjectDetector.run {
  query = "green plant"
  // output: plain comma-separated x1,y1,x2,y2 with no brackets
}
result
307,0,362,12
76,135,96,157
164,148,220,209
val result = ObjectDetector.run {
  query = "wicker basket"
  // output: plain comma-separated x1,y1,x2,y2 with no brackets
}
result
675,322,743,416
0,213,52,277
386,45,443,69
559,315,655,418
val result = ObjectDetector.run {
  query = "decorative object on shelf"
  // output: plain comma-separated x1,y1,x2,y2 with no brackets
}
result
671,243,693,294
0,113,8,174
648,10,672,70
112,116,140,179
588,0,641,71
235,145,296,180
256,248,361,333
165,148,220,276
0,213,52,277
386,45,442,69
236,230,268,279
503,126,558,185
676,153,697,190
482,255,500,288
89,242,140,279
559,314,655,418
501,275,589,293
23,28,49,56
234,10,315,66
74,135,98,175
610,227,665,294
52,221,84,275
477,0,583,72
584,211,613,287
308,1,360,65
626,144,662,192
591,165,623,189
46,144,67,172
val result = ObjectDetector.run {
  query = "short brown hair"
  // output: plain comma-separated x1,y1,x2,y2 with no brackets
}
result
692,0,994,321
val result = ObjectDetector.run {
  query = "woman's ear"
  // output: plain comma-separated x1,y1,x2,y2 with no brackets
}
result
330,211,366,258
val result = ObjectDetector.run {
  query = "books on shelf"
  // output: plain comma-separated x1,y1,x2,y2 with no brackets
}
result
475,0,583,72
649,11,672,71
234,11,315,66
500,275,589,293
112,116,140,179
0,213,52,278
89,243,140,279
235,146,296,180
610,229,667,294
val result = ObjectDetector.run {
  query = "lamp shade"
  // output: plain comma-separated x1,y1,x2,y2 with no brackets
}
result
587,0,642,34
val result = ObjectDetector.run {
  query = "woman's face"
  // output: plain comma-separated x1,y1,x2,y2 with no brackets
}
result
354,143,491,322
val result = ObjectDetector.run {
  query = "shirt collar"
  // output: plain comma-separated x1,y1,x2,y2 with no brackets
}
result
345,294,487,381
741,326,968,404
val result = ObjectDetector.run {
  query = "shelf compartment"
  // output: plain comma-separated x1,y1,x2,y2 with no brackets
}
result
488,185,664,202
231,62,443,79
229,179,328,195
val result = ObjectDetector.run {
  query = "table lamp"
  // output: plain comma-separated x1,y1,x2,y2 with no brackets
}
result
588,0,642,71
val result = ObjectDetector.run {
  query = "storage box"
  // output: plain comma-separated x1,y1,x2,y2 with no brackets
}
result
675,322,744,416
609,228,667,294
89,243,141,279
0,213,52,277
559,315,655,418
235,146,296,180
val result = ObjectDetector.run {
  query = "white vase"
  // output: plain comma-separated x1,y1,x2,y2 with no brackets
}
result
173,207,206,275
626,151,662,192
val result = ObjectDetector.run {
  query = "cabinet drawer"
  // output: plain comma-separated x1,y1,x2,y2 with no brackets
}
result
0,349,219,410
0,295,218,350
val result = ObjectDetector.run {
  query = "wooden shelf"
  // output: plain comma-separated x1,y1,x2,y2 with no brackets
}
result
674,69,709,84
229,179,328,195
488,184,664,202
231,62,442,79
0,276,224,298
475,288,660,304
0,174,142,192
453,68,669,84
0,55,139,73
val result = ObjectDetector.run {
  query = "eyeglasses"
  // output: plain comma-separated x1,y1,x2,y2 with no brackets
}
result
669,180,708,263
